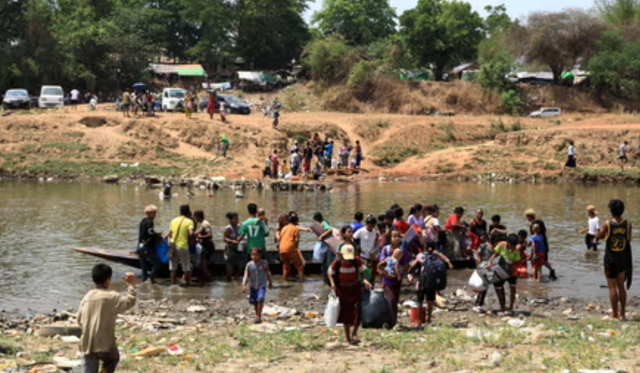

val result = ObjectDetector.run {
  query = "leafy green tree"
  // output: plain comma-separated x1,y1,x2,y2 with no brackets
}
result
596,0,640,25
303,36,357,85
399,0,484,80
233,0,310,69
312,0,397,45
589,30,640,99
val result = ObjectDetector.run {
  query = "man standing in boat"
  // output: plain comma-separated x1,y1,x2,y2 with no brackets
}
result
524,209,557,281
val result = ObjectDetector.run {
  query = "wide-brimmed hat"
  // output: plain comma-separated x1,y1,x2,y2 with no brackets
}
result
340,244,355,260
524,208,536,216
587,205,597,213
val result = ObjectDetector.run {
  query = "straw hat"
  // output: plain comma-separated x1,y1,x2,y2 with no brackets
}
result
340,244,355,260
524,208,536,216
587,205,597,213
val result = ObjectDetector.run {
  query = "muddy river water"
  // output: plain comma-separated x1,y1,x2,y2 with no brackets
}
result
0,180,638,314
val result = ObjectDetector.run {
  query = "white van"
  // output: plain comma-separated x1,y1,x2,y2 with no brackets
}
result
161,88,186,112
39,85,64,108
529,107,562,118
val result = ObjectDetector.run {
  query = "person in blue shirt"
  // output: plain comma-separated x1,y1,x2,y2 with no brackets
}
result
528,224,546,282
350,212,364,233
323,141,334,169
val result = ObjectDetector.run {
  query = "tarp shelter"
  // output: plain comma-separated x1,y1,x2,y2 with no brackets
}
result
400,69,429,81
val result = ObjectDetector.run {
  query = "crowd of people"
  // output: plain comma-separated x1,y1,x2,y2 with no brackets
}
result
134,198,632,329
265,136,364,180
78,198,632,371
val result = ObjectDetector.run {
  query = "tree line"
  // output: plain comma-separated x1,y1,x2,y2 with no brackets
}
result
1,0,640,107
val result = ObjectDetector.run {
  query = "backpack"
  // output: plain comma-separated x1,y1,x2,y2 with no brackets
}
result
420,253,447,291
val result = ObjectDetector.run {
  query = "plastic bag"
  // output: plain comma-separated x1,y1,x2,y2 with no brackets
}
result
361,289,395,329
468,270,488,291
313,242,328,262
324,290,340,329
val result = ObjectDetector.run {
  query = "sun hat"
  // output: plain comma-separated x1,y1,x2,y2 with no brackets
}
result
340,244,355,260
587,205,597,213
524,208,536,216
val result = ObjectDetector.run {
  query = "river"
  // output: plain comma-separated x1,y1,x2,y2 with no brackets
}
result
0,180,637,314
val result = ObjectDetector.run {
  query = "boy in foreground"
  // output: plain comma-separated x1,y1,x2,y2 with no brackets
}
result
78,264,136,373
242,247,273,324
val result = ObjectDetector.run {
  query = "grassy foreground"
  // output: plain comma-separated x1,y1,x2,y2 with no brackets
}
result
1,310,638,373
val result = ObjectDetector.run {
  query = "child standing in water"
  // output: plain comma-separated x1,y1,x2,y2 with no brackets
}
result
579,205,600,251
328,244,372,345
242,247,273,324
515,230,529,279
529,225,546,282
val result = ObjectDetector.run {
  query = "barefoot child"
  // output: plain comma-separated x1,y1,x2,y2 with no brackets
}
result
487,234,521,315
242,247,273,324
529,225,546,282
78,265,136,373
410,241,453,326
515,230,530,279
596,199,632,321
328,244,372,345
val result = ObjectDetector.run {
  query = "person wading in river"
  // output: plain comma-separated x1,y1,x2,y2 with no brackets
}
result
596,199,633,321
137,205,162,284
579,205,600,251
524,209,557,281
166,205,195,286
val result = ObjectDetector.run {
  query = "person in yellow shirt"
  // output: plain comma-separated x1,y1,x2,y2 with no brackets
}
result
121,89,131,118
166,205,195,286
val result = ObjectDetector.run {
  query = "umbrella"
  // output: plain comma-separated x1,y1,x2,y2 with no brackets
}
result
132,82,147,90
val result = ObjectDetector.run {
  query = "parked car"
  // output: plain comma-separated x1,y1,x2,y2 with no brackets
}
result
161,88,186,112
39,85,64,108
529,107,562,118
2,89,31,109
198,94,251,115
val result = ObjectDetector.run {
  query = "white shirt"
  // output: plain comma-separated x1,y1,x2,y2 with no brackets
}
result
354,227,378,259
71,89,80,100
588,216,600,235
568,145,574,156
620,144,627,157
424,216,440,228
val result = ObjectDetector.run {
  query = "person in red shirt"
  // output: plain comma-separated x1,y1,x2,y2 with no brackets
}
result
393,207,410,235
328,239,372,345
445,207,465,231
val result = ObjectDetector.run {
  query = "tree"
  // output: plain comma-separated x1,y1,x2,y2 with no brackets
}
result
596,0,640,25
312,0,397,45
399,0,484,80
508,9,605,84
233,0,310,69
483,4,513,35
589,30,640,100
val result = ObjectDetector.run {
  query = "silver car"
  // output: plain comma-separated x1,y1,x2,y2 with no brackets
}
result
2,89,31,109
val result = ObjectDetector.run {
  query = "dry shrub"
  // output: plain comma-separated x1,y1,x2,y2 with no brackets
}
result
121,120,179,149
320,86,362,113
522,85,601,114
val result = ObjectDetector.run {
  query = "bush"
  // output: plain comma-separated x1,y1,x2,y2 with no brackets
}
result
348,60,377,92
303,37,358,86
438,122,457,142
500,89,522,115
373,144,421,166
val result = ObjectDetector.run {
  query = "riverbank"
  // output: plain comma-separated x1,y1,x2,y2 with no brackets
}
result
1,284,638,373
1,106,640,184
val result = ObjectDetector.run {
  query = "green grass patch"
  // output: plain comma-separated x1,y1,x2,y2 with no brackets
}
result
438,122,457,142
63,131,86,138
373,144,421,166
41,143,90,151
436,162,456,173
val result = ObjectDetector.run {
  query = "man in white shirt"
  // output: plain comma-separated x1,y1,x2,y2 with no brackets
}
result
354,216,381,285
579,205,600,251
70,89,80,110
619,141,628,171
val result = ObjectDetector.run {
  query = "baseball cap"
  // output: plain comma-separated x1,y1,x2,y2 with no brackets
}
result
340,244,355,260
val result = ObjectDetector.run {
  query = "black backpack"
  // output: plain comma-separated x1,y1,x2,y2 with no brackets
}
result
420,253,448,291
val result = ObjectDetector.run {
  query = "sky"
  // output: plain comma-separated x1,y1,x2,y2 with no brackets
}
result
304,0,595,22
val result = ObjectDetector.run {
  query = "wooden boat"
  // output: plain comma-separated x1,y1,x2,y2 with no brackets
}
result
70,246,323,275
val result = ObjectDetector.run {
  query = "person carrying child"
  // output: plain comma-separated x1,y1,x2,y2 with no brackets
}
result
528,225,546,282
242,247,273,324
410,241,453,326
486,234,522,315
78,264,136,373
378,247,403,325
327,244,372,345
